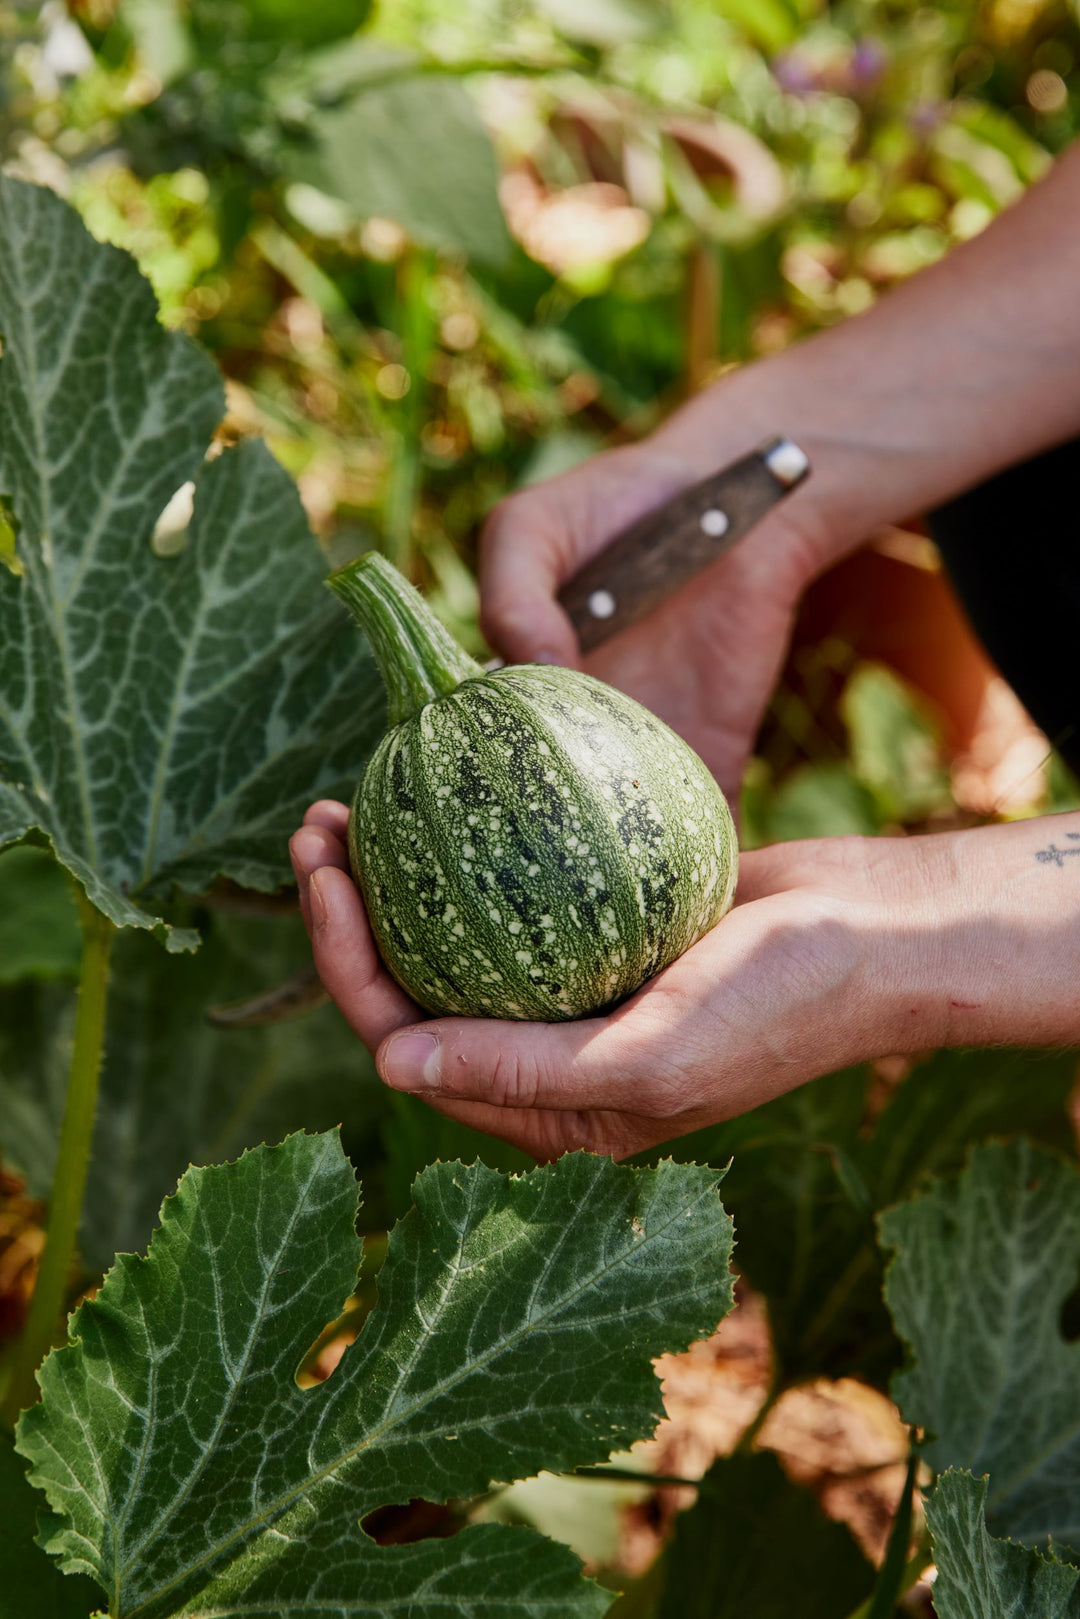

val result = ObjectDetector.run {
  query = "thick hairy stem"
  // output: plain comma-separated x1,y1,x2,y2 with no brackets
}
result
328,551,482,726
2,893,113,1425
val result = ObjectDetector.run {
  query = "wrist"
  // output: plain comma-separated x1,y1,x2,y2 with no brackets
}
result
642,369,857,600
862,816,1080,1056
649,346,898,591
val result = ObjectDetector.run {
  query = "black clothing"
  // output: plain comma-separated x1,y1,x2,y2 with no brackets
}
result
930,438,1080,778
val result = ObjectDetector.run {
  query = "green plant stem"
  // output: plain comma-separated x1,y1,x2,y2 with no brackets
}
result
327,551,483,724
856,1444,923,1619
570,1465,700,1487
735,1380,779,1454
2,894,114,1426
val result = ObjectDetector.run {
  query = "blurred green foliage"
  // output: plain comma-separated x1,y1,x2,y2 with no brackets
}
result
4,0,1077,651
4,0,1076,823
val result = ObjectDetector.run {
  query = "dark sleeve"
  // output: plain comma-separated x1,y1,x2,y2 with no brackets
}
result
928,437,1080,778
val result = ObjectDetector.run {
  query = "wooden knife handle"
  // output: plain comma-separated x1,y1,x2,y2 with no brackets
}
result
557,436,810,653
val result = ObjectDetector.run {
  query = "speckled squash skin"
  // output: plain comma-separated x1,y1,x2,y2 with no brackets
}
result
348,663,738,1021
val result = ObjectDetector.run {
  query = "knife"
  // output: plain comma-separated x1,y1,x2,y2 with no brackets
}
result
556,435,810,653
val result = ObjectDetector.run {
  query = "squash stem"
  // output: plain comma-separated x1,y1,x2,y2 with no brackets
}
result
328,551,483,726
2,892,113,1427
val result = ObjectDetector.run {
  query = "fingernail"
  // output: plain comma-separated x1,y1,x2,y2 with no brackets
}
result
535,648,560,665
292,824,320,866
381,1032,441,1092
308,869,327,928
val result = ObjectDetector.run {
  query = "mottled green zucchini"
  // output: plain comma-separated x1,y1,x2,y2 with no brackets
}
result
329,553,737,1020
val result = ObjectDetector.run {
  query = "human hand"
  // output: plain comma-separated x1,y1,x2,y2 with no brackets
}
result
482,145,1080,806
292,803,1080,1163
479,431,828,803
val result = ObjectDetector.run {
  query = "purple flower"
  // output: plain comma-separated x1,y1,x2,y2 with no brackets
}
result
772,50,819,96
849,39,887,90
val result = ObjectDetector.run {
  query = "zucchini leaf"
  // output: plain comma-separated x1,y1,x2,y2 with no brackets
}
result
656,1451,874,1619
841,663,951,824
0,910,383,1270
0,178,383,951
296,76,512,267
16,1133,734,1618
881,1139,1080,1550
925,1471,1080,1619
654,1049,1077,1387
766,762,883,842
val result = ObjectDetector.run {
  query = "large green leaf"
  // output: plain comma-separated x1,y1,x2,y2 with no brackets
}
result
17,1133,734,1617
122,0,373,103
653,1049,1077,1386
0,909,383,1270
767,763,882,842
881,1140,1080,1550
234,0,371,48
0,177,382,949
301,76,512,265
0,1432,97,1619
841,664,950,823
656,1451,874,1619
926,1471,1080,1619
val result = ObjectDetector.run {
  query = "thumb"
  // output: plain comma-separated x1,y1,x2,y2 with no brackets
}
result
479,490,583,668
479,442,691,668
376,1013,670,1117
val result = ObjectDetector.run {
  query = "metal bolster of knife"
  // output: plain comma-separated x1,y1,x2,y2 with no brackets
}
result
557,436,810,653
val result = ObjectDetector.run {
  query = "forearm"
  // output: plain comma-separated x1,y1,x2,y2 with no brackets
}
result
867,811,1080,1055
652,141,1080,576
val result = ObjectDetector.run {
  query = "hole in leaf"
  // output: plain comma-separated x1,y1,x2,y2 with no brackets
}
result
295,1301,360,1388
0,493,21,576
295,1234,388,1388
361,1500,466,1547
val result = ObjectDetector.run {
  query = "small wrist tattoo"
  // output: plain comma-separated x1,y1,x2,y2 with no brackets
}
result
1035,831,1080,868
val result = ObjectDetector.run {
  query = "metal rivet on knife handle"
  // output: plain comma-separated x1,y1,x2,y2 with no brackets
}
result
763,437,811,487
558,435,810,654
587,588,617,620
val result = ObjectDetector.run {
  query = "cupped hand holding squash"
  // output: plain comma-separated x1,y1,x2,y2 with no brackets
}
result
292,803,1080,1162
289,799,864,1160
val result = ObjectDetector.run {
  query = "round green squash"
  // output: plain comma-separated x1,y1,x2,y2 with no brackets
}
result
329,553,738,1021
